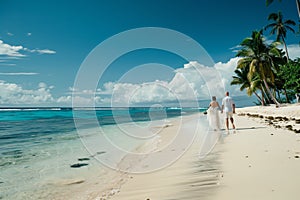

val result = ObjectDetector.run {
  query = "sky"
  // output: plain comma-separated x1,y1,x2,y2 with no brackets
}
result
0,0,299,107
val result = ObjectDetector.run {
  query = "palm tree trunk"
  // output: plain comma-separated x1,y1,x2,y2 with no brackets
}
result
260,89,265,106
263,79,280,107
254,91,264,105
261,84,271,104
282,37,290,63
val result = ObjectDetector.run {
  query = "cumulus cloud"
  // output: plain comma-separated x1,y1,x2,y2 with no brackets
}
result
287,44,300,60
214,57,244,95
57,94,106,106
39,58,240,107
0,58,245,106
0,40,25,57
68,59,239,107
0,80,54,105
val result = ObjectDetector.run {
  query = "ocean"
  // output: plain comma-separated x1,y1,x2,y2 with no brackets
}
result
0,107,206,199
0,96,255,199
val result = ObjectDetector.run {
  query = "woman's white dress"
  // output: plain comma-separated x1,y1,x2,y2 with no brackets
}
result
207,106,221,130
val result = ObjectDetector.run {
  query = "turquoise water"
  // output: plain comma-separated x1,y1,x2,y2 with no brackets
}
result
0,95,255,199
0,107,204,199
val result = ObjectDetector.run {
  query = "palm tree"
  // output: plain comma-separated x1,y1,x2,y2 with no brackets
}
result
231,67,264,105
264,12,296,61
236,30,282,106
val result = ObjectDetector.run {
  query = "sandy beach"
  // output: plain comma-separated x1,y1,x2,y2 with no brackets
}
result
214,104,300,200
96,104,300,200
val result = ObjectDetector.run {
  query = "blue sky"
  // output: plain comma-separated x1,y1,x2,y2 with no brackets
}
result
0,0,299,106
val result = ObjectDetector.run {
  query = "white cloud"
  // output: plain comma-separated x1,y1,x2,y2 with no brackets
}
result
43,58,241,107
7,32,13,36
0,40,25,57
229,44,241,53
27,33,32,36
36,49,56,54
68,60,239,107
0,72,38,75
0,80,54,105
287,44,300,60
56,95,72,103
57,94,106,106
0,40,56,58
24,48,56,54
38,82,47,88
0,58,250,106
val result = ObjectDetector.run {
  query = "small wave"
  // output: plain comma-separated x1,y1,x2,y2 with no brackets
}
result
167,107,182,110
0,108,63,111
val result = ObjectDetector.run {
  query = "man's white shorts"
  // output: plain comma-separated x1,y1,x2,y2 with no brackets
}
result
224,112,233,119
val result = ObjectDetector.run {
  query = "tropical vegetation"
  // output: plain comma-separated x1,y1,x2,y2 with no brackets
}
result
264,11,296,61
231,1,299,106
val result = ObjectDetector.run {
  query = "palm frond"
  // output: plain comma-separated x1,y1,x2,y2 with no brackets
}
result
267,12,279,21
285,25,295,33
284,19,296,26
264,23,277,30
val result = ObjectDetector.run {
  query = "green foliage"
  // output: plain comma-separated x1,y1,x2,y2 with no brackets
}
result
264,11,296,61
236,30,281,84
231,67,261,97
278,59,300,93
235,30,282,105
234,2,299,104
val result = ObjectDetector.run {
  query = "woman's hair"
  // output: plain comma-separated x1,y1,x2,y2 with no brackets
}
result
212,96,216,101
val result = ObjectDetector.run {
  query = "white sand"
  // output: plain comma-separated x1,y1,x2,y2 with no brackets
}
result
92,113,223,200
215,104,300,200
93,104,300,200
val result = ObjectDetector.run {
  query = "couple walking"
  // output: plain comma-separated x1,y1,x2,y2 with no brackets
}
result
207,91,236,131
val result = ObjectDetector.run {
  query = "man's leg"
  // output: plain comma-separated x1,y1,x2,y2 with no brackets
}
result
225,118,229,130
230,117,235,129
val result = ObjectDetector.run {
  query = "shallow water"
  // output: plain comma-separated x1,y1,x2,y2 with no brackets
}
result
0,107,203,199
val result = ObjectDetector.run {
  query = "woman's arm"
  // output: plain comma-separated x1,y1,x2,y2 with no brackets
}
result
217,102,221,110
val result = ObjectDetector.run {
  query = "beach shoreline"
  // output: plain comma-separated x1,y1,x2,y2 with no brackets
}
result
89,113,222,200
89,104,300,200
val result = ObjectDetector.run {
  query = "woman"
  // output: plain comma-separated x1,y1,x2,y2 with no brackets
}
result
207,96,221,131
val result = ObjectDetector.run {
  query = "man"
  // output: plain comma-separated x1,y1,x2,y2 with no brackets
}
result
221,91,236,130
